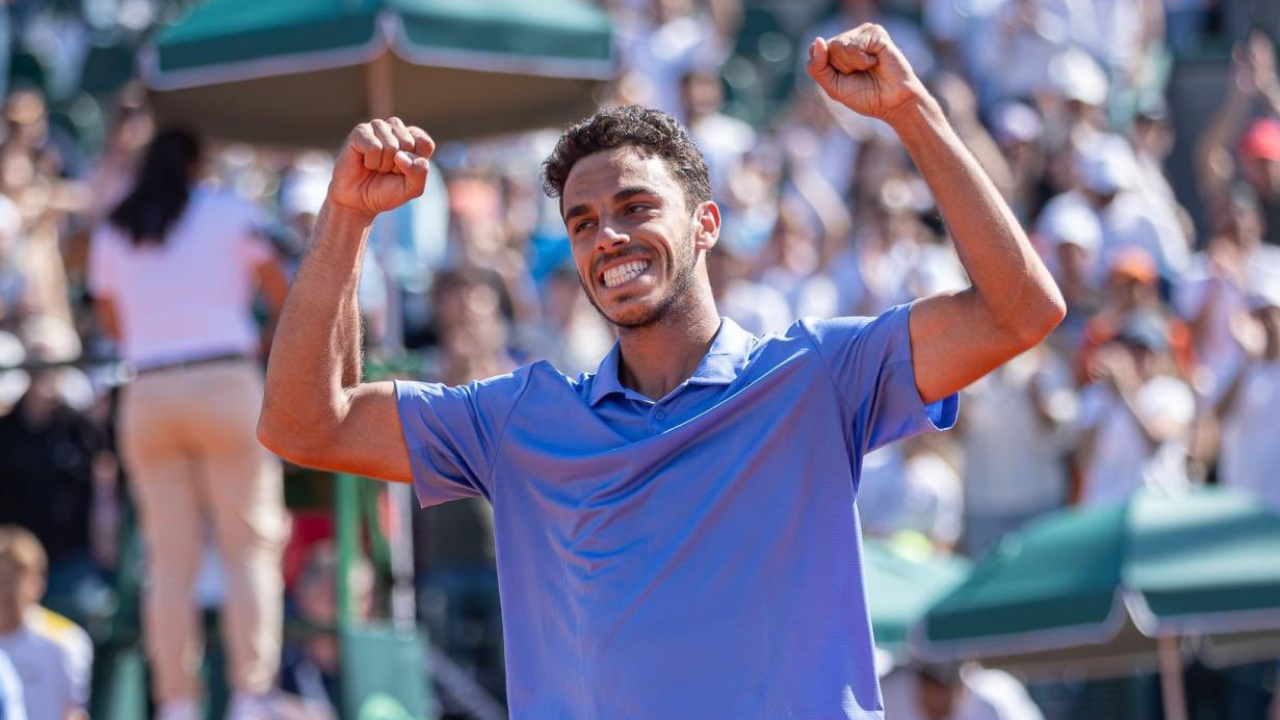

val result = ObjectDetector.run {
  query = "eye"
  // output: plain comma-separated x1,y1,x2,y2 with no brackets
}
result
574,219,596,234
626,204,651,214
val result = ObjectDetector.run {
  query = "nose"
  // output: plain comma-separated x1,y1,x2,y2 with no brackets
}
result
596,223,631,252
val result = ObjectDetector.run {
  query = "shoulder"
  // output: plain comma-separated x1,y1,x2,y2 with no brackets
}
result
28,608,91,655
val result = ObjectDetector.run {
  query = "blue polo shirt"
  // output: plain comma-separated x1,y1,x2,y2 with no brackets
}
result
395,302,958,720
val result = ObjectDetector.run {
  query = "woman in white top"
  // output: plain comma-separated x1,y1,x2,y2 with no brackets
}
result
88,128,289,720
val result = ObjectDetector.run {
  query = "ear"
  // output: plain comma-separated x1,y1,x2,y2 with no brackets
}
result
693,200,721,253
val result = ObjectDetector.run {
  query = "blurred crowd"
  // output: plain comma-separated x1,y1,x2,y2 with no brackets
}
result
1,0,1279,718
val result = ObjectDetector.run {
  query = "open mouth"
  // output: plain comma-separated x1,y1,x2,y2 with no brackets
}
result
600,260,652,289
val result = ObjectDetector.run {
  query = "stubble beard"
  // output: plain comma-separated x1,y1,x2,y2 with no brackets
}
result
579,226,697,330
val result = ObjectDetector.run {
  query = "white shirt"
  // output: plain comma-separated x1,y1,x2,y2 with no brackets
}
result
962,352,1076,516
88,185,273,367
1219,360,1280,514
0,649,25,720
881,667,1045,720
1174,246,1280,398
0,608,92,720
1079,377,1195,506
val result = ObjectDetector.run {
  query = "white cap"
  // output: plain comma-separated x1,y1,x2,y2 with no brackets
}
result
1049,47,1109,107
991,101,1043,145
1077,134,1137,195
1038,194,1102,252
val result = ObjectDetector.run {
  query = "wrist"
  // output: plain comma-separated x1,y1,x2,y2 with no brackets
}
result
882,89,942,134
324,195,377,228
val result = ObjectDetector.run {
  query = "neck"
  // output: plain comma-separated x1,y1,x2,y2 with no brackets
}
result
614,283,721,401
0,613,20,634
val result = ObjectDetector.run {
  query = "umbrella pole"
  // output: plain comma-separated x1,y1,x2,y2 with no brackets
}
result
365,50,405,354
1158,635,1189,720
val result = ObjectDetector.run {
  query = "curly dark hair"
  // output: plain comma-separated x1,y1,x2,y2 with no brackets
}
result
541,106,711,212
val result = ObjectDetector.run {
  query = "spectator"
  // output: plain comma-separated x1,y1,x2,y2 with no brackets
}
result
1035,192,1104,347
613,0,740,118
276,543,375,720
0,526,92,720
0,315,114,612
880,662,1045,720
1074,248,1195,386
1215,281,1280,514
1077,312,1196,506
679,67,756,201
1197,33,1280,247
958,345,1077,556
86,128,291,720
1176,192,1280,396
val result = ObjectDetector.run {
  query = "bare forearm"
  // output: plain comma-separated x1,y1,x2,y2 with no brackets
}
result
889,97,1062,340
259,201,372,448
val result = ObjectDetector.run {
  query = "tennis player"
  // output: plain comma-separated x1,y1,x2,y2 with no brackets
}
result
259,25,1065,720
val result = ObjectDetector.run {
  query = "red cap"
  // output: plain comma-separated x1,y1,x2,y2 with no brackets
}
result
1241,118,1280,162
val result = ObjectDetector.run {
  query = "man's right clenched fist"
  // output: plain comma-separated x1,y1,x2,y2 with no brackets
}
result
329,118,435,220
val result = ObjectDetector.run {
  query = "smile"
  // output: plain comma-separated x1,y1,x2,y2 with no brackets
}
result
601,260,651,288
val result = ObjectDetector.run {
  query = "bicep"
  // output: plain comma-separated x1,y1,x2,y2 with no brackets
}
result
909,289,1028,404
310,381,413,484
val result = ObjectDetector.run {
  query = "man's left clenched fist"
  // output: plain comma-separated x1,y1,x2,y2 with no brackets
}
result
805,23,930,125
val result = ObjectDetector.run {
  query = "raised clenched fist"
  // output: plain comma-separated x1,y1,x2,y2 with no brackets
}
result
328,117,435,220
805,24,928,125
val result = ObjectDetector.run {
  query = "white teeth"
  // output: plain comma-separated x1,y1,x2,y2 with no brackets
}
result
602,260,650,288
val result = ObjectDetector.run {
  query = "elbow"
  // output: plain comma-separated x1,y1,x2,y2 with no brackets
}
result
257,392,343,468
256,401,310,465
256,410,290,460
1011,285,1067,350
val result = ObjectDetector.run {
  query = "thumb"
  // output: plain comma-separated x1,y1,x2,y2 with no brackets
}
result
394,151,430,196
806,37,840,99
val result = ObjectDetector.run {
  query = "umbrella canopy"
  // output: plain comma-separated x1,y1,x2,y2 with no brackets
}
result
916,487,1280,679
142,0,615,147
864,538,970,664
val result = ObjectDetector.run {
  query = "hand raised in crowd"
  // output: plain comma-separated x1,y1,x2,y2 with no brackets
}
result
1229,310,1268,361
1090,344,1140,396
805,24,928,125
329,117,435,220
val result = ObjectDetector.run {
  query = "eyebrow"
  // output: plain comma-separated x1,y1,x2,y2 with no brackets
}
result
562,186,660,224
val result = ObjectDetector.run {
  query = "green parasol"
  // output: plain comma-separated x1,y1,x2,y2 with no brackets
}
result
916,487,1280,720
142,0,615,147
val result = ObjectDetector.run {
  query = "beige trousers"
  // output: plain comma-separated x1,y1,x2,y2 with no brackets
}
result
118,359,285,703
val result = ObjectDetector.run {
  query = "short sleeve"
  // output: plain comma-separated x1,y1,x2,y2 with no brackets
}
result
394,369,531,508
802,302,958,454
86,223,122,298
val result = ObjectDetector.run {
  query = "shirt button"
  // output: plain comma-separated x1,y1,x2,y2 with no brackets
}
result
654,411,666,421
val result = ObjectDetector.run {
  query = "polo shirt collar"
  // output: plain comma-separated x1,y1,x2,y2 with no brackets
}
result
588,317,757,406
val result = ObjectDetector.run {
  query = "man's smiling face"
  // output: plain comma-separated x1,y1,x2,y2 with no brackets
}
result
562,145,701,328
